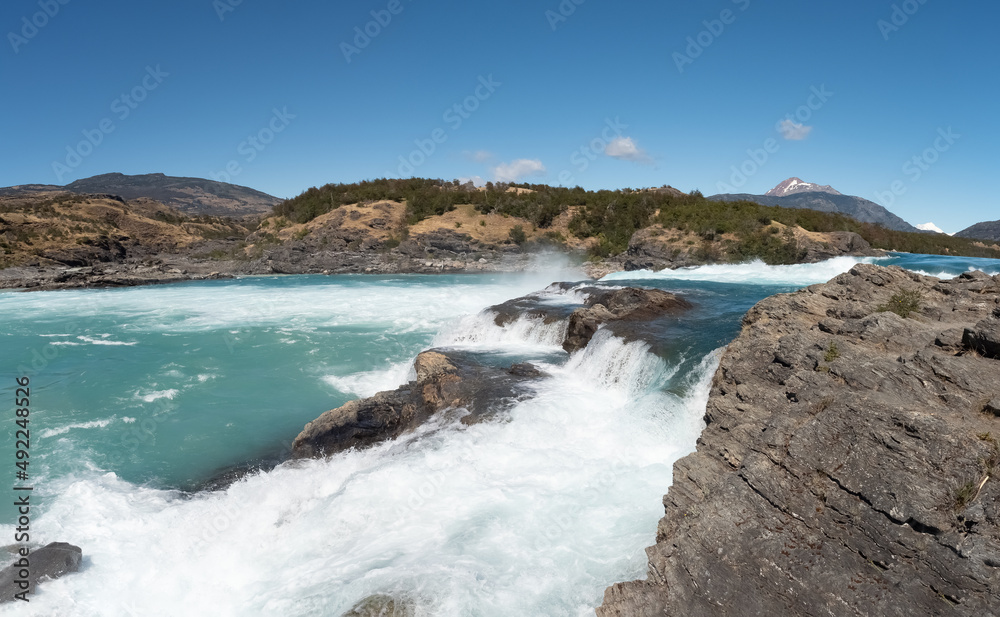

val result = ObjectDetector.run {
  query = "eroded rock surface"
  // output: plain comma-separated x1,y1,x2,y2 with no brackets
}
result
599,264,1000,617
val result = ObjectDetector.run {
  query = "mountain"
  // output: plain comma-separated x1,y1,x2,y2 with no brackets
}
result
955,219,1000,242
0,173,280,216
765,177,842,197
711,179,918,232
916,222,949,235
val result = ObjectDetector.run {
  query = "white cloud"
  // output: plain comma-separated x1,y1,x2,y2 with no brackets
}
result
463,150,494,163
491,159,546,183
604,136,652,163
778,119,813,141
458,175,486,187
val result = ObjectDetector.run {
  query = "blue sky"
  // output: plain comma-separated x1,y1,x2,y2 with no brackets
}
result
1,0,996,231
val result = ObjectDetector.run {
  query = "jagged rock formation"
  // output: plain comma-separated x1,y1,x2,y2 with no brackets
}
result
599,264,1000,616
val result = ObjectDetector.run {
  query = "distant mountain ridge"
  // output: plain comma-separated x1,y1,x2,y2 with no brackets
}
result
955,219,1000,242
0,172,280,216
711,178,918,232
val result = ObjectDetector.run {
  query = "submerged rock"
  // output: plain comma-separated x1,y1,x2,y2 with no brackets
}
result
598,264,1000,616
0,542,83,602
342,594,415,616
291,350,544,458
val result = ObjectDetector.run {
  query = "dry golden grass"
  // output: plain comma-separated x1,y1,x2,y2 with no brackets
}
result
0,194,245,266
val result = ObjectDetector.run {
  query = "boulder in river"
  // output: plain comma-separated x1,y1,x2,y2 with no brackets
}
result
291,350,543,458
0,542,83,602
563,287,692,352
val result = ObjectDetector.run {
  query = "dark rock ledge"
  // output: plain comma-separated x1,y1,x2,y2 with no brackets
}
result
598,264,1000,616
291,350,544,459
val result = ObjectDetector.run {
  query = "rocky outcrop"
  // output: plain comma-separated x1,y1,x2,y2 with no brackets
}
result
599,264,1000,616
794,230,875,263
0,542,83,602
291,350,543,458
485,285,692,352
621,224,877,273
0,258,236,291
563,287,692,352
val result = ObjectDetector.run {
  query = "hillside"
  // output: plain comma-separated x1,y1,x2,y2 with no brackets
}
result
2,178,999,289
957,219,1000,242
710,191,918,232
0,172,280,216
0,192,249,272
270,179,1000,265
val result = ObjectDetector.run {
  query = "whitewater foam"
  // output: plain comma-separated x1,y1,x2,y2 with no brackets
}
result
323,360,416,398
136,389,179,403
435,310,569,352
602,256,884,286
39,417,117,439
6,329,721,617
78,335,138,346
561,328,675,399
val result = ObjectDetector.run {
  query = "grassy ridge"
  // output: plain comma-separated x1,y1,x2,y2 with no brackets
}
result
274,179,1000,261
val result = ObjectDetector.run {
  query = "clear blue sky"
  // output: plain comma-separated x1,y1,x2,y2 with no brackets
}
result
1,0,996,231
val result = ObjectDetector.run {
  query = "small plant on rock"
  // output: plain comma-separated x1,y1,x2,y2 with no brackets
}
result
824,341,840,362
877,289,922,318
954,480,977,511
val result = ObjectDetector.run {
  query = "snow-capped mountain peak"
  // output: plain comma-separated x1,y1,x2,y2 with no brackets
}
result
765,177,842,197
916,222,951,235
